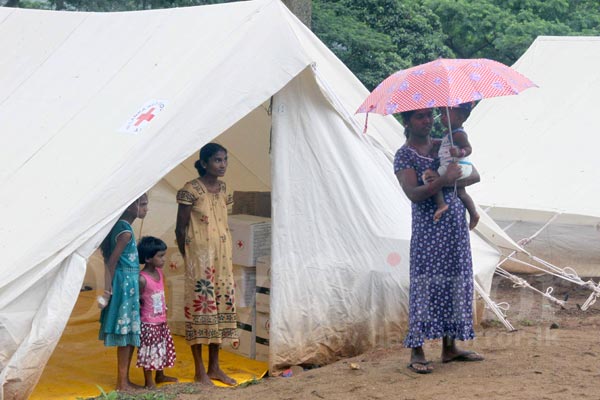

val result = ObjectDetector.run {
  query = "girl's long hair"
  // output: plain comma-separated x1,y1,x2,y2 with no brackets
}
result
99,194,146,261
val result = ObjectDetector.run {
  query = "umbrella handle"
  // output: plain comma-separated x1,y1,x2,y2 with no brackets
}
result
445,107,455,147
444,106,459,199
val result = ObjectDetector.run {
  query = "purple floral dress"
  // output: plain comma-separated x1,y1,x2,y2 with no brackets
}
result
394,145,475,348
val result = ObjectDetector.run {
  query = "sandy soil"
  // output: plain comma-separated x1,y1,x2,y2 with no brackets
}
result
125,274,600,400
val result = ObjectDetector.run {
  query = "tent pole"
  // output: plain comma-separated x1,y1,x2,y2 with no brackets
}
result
474,280,516,332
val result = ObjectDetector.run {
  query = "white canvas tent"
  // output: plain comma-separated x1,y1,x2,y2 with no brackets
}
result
0,1,501,398
466,36,600,278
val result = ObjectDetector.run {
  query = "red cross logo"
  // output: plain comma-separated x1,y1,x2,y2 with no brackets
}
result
134,107,156,126
237,240,244,249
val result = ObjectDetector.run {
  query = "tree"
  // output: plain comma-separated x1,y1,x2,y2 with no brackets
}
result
425,0,600,65
313,0,451,89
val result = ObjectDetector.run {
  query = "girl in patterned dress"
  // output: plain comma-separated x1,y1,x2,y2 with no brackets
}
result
98,194,148,391
394,109,484,374
175,143,237,386
136,236,178,388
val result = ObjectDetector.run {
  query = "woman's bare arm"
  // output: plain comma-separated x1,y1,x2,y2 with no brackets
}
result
175,204,192,257
104,232,131,293
397,163,462,203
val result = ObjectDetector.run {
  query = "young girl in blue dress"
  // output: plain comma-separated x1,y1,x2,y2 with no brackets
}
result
98,193,148,391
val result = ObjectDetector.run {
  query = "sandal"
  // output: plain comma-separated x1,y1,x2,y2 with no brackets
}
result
442,351,484,363
407,361,433,374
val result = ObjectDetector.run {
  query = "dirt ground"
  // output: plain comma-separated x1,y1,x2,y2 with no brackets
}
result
121,274,600,400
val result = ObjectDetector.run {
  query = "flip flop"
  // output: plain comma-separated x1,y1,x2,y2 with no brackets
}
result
442,351,484,363
407,361,433,374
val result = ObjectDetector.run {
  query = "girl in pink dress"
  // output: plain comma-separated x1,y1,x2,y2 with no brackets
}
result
136,236,178,388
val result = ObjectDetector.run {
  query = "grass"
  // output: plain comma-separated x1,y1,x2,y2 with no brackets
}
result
518,318,536,327
77,384,188,400
78,378,263,400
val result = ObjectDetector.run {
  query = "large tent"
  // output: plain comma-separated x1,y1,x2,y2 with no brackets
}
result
0,1,501,398
466,36,600,277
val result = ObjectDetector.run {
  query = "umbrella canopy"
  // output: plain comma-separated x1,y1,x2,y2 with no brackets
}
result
356,58,537,116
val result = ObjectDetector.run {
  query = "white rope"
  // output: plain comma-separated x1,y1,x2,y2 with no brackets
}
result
474,280,516,332
495,267,566,307
491,209,600,311
514,255,599,290
516,212,561,247
495,250,518,269
504,255,600,311
502,220,518,233
581,291,600,311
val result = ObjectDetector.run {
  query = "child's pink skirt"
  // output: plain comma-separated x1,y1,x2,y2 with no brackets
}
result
136,322,176,370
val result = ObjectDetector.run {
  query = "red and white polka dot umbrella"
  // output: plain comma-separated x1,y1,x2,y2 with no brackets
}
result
356,58,537,117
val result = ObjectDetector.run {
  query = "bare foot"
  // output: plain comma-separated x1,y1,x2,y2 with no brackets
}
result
155,373,178,384
194,373,215,386
433,204,449,223
469,212,480,230
116,381,144,392
442,349,484,363
143,382,157,389
208,368,237,386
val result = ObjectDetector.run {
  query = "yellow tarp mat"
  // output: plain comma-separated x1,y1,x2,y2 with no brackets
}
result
31,291,268,399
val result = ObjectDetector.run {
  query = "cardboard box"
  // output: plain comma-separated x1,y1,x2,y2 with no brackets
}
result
255,311,270,362
228,214,271,267
232,191,271,218
256,286,270,314
255,256,271,289
255,255,271,313
224,306,256,359
233,264,256,308
165,274,186,337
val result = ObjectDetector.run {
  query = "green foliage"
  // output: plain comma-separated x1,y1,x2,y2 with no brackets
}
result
236,376,261,388
83,385,175,400
425,0,600,65
313,1,406,90
313,0,451,89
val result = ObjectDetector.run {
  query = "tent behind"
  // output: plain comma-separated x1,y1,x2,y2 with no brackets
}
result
466,36,600,277
0,1,500,399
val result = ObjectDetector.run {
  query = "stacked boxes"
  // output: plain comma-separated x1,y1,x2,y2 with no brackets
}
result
255,307,270,362
228,214,271,267
224,215,272,360
255,256,271,313
225,306,256,359
233,265,256,308
255,255,271,361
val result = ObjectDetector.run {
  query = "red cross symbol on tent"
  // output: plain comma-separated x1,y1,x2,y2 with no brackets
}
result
237,240,244,249
134,107,156,126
